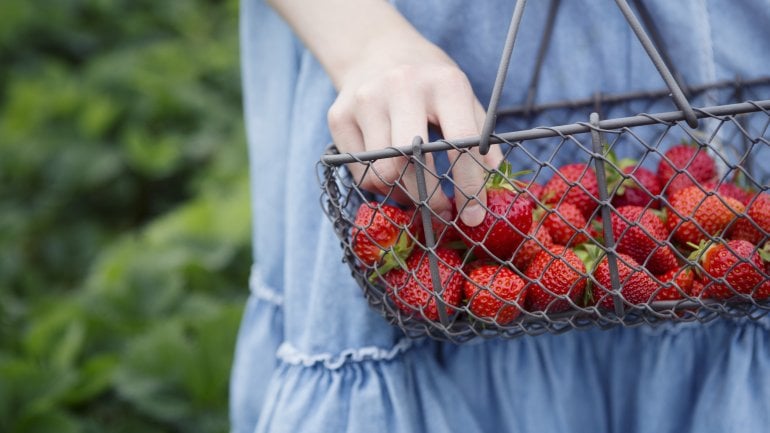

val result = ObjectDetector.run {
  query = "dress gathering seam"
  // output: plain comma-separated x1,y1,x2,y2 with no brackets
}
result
275,338,418,370
250,264,284,306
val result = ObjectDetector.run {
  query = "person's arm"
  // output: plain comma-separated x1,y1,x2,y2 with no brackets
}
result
268,0,502,226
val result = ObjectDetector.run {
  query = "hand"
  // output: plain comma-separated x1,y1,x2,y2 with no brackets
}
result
328,29,503,226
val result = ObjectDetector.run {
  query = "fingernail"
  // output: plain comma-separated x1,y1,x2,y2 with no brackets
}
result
461,203,485,227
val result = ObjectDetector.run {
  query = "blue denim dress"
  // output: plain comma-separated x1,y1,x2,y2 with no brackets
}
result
231,1,770,432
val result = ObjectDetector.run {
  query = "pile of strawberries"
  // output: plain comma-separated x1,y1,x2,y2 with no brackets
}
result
349,141,770,326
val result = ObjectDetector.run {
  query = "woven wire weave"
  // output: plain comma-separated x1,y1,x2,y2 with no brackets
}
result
319,78,770,343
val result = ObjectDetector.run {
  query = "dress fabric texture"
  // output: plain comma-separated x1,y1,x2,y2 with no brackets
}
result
230,1,770,432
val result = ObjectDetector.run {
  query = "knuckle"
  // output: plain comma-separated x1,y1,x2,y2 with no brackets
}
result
453,163,486,197
327,101,352,133
358,175,379,193
372,158,402,185
435,65,470,90
455,178,485,197
384,64,418,87
353,85,379,106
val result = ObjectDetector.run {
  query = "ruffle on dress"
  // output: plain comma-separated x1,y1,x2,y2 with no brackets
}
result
229,268,284,433
254,340,485,433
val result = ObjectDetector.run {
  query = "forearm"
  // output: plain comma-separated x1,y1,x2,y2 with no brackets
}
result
266,0,427,89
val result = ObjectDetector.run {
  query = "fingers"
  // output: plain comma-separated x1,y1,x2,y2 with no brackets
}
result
329,64,505,227
389,94,452,218
430,68,489,227
329,96,412,204
328,100,371,190
354,96,401,197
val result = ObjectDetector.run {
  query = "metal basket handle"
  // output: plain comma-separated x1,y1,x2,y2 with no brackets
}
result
478,0,699,156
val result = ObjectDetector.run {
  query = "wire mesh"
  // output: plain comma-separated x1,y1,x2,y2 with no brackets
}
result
318,78,770,343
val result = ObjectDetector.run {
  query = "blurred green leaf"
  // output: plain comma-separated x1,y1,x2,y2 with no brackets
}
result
0,1,249,432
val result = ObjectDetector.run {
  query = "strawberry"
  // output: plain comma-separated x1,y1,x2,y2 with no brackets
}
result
591,253,658,309
755,280,770,300
755,246,770,298
729,193,770,245
589,217,604,241
457,163,533,261
408,205,462,247
542,202,589,246
654,266,694,301
463,263,526,324
666,186,745,246
526,182,544,205
512,221,555,271
760,248,770,299
541,163,599,219
657,143,717,197
383,247,463,321
611,205,678,274
513,180,544,206
694,239,765,300
352,202,413,270
702,181,756,206
611,166,662,209
524,246,587,313
690,276,708,298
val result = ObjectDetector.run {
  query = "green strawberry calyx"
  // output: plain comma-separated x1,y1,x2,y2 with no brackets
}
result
687,240,714,278
487,161,532,192
575,243,605,273
602,144,640,197
759,242,770,264
368,230,414,283
650,208,667,224
590,219,605,244
574,243,605,305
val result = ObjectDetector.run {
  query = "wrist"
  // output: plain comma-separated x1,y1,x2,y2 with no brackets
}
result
268,0,429,90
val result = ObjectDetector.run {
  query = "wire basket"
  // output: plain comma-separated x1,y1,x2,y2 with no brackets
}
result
318,0,770,343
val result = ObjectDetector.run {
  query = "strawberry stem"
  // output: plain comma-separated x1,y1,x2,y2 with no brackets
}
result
487,161,532,191
368,231,414,283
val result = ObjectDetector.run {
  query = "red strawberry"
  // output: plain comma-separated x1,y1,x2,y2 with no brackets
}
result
666,186,745,246
384,247,463,321
524,246,587,313
541,163,599,219
409,206,462,247
729,193,770,245
695,240,765,300
513,180,544,206
755,280,770,300
463,264,527,324
352,202,413,268
513,222,555,271
690,276,708,298
654,267,694,301
457,164,533,261
611,166,662,209
755,247,770,298
657,143,717,196
702,181,756,206
611,205,678,274
589,217,604,241
542,202,589,246
592,253,658,309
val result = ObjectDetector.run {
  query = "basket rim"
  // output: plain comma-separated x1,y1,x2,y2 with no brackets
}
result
321,77,770,167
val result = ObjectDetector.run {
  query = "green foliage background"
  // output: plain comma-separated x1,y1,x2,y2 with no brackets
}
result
0,1,250,431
